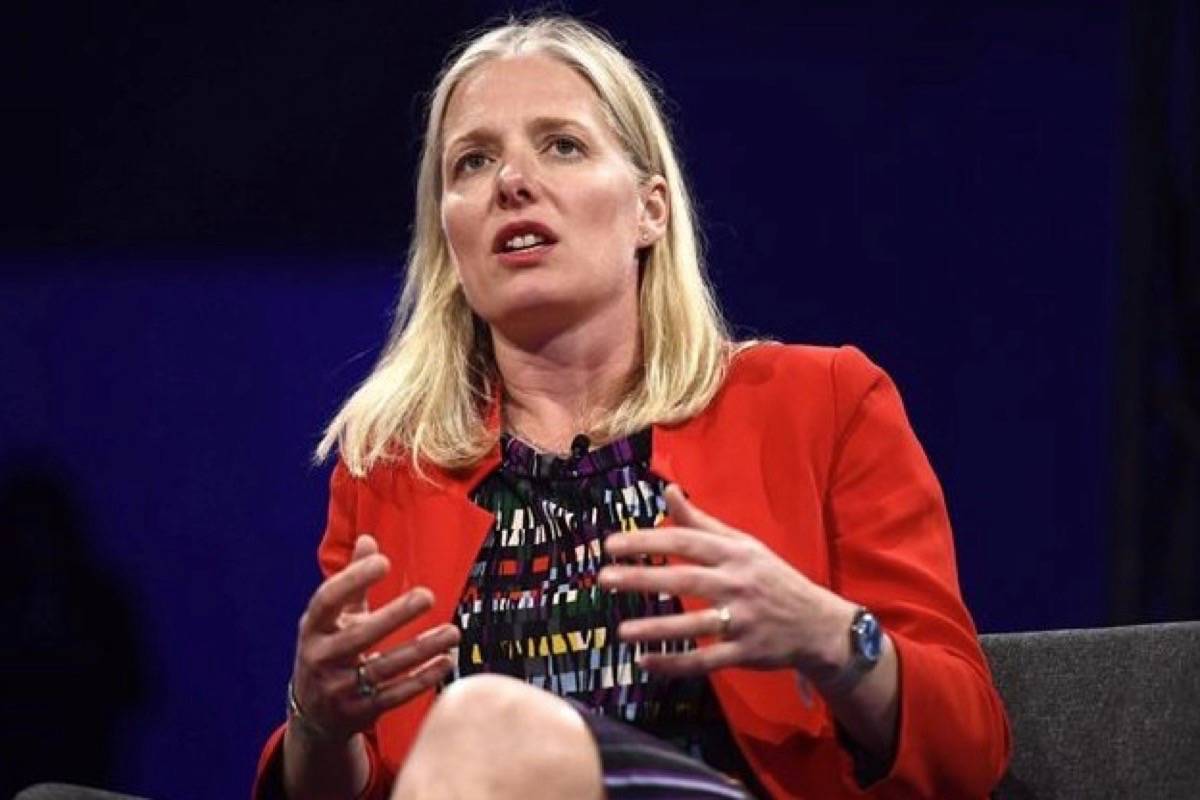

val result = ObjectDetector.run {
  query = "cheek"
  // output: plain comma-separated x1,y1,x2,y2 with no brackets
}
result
573,172,641,247
441,193,483,268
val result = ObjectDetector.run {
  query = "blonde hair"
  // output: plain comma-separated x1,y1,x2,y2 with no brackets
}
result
318,15,734,477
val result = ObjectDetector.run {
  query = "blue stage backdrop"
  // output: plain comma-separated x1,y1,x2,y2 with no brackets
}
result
1,3,1121,797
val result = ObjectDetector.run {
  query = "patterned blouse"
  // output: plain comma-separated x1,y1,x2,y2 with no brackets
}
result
445,428,754,780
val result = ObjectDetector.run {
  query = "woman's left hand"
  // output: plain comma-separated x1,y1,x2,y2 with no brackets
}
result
598,484,858,680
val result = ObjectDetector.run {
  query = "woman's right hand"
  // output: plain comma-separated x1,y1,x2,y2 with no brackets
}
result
289,533,461,742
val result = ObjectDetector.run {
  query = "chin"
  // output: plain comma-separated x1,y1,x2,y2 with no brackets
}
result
479,293,590,343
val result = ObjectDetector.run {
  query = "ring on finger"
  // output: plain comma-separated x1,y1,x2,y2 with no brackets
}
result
715,605,734,640
355,658,378,698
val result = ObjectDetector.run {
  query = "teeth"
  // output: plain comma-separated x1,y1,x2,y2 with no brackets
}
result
504,233,546,251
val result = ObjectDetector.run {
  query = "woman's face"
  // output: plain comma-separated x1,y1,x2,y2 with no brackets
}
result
439,54,667,341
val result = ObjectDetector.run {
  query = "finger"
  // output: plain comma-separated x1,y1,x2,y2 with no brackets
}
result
359,623,460,683
327,587,436,658
597,563,726,598
351,534,379,561
303,554,391,633
604,528,733,566
664,484,743,538
372,654,456,710
637,641,743,676
347,535,381,614
618,609,727,643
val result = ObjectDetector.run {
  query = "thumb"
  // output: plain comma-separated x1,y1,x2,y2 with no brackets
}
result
664,484,734,536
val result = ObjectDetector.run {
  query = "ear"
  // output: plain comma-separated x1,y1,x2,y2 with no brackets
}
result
637,175,670,247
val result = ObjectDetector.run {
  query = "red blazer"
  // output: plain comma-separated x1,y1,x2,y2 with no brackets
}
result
254,344,1010,799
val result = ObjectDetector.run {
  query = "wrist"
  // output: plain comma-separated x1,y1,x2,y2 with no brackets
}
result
283,716,370,800
795,599,858,680
802,605,886,697
287,679,349,744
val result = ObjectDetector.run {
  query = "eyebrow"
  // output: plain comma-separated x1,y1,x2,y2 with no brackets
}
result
443,116,591,158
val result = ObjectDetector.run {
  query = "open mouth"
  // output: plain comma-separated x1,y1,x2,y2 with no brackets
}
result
500,232,550,252
492,221,559,254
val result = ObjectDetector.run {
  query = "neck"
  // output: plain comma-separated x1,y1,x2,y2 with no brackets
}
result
492,301,641,454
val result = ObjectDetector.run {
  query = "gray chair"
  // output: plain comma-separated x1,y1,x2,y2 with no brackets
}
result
981,621,1200,799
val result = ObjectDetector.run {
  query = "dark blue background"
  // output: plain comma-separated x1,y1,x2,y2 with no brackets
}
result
2,2,1122,796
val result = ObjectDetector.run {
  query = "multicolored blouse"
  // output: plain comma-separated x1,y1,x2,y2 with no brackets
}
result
445,428,753,780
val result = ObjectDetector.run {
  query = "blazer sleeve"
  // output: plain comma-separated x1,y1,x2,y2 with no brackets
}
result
825,346,1011,798
251,459,395,800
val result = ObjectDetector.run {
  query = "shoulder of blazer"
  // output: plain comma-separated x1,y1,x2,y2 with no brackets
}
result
713,342,884,423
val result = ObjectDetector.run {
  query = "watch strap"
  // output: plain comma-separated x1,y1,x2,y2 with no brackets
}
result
820,607,883,696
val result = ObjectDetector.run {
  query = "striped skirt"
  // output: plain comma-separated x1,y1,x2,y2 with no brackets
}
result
575,706,759,800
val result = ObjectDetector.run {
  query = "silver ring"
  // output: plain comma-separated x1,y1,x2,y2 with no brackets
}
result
715,605,733,639
355,662,377,698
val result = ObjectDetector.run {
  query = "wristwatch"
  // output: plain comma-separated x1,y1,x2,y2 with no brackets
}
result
823,606,884,695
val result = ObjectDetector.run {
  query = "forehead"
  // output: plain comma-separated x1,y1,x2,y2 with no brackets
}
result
441,53,610,145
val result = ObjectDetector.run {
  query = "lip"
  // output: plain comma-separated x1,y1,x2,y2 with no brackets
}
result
491,220,560,254
496,241,554,268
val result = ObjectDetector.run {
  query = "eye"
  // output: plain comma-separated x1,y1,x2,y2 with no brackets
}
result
453,151,490,176
547,136,584,158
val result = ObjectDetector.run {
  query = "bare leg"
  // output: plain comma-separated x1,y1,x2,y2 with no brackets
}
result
391,674,605,800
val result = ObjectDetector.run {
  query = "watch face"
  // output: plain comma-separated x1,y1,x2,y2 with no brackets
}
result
856,611,883,662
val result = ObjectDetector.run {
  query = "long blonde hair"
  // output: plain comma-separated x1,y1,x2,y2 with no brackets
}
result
318,15,734,477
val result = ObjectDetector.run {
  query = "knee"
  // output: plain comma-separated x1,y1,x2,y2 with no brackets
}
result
398,676,603,800
14,786,147,800
435,673,530,716
425,674,578,736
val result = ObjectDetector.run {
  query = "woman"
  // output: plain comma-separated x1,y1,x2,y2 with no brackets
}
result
254,16,1010,800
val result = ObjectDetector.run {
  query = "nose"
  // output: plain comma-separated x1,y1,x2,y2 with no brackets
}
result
495,160,537,209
